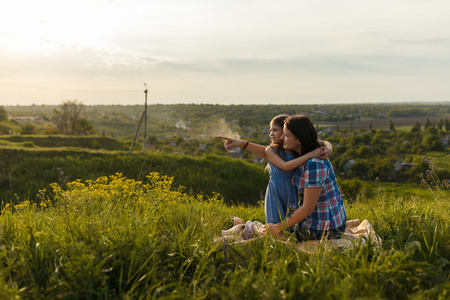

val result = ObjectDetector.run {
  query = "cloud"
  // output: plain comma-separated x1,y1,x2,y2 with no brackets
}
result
147,53,450,78
391,37,450,45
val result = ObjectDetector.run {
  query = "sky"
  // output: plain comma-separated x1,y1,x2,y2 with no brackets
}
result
1,0,450,106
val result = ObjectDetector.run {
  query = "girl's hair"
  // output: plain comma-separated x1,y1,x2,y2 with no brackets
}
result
284,114,320,156
270,114,289,154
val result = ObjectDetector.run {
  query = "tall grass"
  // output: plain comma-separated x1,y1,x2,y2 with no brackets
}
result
0,171,449,299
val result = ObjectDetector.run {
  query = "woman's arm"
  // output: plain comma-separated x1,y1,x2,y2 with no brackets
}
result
217,135,267,158
265,147,321,171
266,187,322,236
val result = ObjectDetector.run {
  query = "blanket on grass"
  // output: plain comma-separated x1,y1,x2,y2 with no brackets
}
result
220,216,382,251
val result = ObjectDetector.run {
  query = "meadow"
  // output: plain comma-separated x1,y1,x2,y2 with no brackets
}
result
1,103,449,298
0,170,449,299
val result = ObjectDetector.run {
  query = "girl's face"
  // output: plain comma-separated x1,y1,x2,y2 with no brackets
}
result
282,124,301,152
269,121,283,144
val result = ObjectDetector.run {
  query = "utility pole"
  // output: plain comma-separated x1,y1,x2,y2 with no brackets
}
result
143,83,148,151
129,84,149,152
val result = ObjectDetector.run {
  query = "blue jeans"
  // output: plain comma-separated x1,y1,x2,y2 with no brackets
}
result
295,223,346,242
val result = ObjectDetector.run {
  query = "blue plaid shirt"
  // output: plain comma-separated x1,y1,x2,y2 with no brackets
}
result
292,158,346,231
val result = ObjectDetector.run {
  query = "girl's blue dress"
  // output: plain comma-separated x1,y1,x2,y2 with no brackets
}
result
264,147,299,224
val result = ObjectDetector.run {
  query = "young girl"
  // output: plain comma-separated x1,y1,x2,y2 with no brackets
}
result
218,114,332,225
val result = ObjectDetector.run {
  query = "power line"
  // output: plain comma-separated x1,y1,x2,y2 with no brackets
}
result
0,82,140,93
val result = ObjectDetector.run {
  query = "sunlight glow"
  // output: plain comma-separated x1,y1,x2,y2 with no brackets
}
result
0,0,124,55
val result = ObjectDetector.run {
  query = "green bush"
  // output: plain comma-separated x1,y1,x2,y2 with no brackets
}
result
21,141,35,148
339,178,372,201
20,124,37,135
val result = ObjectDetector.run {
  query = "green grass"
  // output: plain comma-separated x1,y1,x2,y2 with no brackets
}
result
426,150,450,171
395,125,413,131
0,172,449,299
363,180,450,200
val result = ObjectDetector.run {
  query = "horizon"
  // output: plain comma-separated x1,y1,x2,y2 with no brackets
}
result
3,101,450,108
1,0,449,106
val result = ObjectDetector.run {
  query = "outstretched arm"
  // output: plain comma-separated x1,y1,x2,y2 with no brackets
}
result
217,136,267,158
265,146,321,171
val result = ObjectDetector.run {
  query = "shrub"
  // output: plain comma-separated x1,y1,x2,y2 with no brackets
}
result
20,124,37,135
339,178,372,201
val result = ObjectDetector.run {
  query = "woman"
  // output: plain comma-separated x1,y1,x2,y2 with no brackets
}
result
265,115,346,241
218,114,332,225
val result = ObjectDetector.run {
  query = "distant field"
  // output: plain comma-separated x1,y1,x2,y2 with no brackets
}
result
92,121,142,137
426,150,450,170
365,180,450,199
320,115,449,130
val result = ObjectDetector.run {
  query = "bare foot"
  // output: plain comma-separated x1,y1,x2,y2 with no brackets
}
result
346,219,360,228
231,216,244,226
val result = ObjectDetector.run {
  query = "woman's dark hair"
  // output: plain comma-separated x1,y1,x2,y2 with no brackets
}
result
284,114,320,156
270,114,289,154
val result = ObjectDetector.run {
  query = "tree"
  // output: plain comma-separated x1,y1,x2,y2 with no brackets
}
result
422,131,443,150
411,121,421,133
356,145,371,158
0,106,7,121
424,117,432,130
21,123,37,135
238,116,244,128
437,118,443,131
76,118,93,135
389,119,395,131
54,100,84,135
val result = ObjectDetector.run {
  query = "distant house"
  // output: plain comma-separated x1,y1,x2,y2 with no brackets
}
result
343,159,356,172
175,123,187,130
227,147,242,159
12,116,43,123
394,160,417,171
253,155,265,166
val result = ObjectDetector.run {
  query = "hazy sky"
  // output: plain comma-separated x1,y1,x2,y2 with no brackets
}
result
1,0,449,106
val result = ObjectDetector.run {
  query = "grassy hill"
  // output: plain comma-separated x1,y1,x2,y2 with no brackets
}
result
0,148,268,206
0,171,448,299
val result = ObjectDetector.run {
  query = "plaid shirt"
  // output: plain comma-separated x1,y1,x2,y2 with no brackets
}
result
292,158,346,231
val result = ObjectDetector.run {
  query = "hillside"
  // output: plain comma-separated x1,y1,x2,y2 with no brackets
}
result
1,103,449,202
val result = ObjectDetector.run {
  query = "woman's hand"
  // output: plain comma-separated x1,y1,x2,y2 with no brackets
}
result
217,135,245,151
264,223,282,237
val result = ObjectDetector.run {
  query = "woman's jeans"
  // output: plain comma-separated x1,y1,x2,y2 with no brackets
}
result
295,223,346,242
